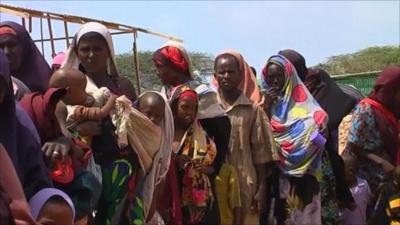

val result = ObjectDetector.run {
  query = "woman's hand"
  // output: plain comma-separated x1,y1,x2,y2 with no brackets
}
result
263,88,279,114
176,155,191,169
42,136,72,167
192,159,215,175
75,121,101,136
253,182,267,213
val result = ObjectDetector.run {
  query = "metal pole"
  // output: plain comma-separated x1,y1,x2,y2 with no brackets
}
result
46,13,56,56
132,32,141,95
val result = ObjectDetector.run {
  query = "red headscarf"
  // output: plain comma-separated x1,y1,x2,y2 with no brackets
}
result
364,66,400,165
152,46,190,76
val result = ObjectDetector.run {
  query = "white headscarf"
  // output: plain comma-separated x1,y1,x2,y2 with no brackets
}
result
139,91,174,219
62,22,118,75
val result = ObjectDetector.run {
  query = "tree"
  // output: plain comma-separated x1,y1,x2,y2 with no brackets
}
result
316,45,400,75
115,51,214,92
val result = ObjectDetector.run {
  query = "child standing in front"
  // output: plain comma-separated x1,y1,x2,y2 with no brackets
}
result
213,51,276,224
340,153,371,225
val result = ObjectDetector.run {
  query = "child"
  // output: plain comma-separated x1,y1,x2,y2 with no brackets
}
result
49,68,162,174
340,153,371,225
167,86,217,225
29,188,75,225
215,163,241,225
213,51,275,224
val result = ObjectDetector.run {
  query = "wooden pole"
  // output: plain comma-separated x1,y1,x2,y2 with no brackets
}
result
21,17,25,29
132,32,141,95
63,20,70,47
40,17,45,54
28,16,32,33
46,13,56,56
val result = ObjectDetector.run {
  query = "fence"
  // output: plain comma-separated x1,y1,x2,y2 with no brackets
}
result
331,71,380,96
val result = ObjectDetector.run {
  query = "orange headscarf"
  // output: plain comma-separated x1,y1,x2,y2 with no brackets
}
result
212,50,261,103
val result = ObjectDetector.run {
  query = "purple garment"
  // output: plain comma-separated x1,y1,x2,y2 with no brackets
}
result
340,177,371,225
0,21,51,93
0,49,52,199
29,188,75,223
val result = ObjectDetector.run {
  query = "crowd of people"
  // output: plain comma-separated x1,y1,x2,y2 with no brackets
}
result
0,20,399,225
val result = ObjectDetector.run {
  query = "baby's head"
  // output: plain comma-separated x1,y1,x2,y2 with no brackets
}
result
138,92,165,126
343,153,358,185
29,188,75,225
49,68,88,106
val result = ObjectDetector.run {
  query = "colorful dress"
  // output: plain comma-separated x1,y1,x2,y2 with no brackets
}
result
348,102,387,192
178,121,217,225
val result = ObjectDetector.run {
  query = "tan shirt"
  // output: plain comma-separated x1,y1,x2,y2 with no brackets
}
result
217,92,277,210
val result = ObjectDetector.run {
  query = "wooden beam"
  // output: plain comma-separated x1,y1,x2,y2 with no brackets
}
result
32,30,135,43
46,13,56,56
63,20,69,47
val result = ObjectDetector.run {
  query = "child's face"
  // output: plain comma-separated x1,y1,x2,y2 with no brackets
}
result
139,98,164,126
36,200,73,225
175,97,197,128
63,80,88,106
214,56,242,92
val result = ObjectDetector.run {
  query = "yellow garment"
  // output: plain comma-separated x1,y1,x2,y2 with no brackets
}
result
215,163,241,225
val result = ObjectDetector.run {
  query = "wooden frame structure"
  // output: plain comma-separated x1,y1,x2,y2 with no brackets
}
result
0,3,183,94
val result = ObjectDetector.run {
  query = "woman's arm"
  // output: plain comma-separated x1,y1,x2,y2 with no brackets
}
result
348,142,395,173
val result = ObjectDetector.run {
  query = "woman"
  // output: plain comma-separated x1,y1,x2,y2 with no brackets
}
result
60,22,141,225
0,143,37,225
262,55,328,224
278,49,357,224
170,86,217,225
152,41,230,180
0,49,52,200
0,21,51,93
345,67,400,201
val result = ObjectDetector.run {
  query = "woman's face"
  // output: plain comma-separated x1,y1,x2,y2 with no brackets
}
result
0,34,23,72
265,63,285,91
155,64,179,86
76,35,109,74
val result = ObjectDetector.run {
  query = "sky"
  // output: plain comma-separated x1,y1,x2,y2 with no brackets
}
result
1,1,399,75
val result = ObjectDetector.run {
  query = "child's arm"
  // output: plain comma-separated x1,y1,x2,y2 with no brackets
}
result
72,95,117,121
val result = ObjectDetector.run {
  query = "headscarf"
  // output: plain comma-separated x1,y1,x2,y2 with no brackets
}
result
0,49,52,199
62,22,118,76
29,188,75,223
278,49,308,81
279,49,357,130
19,88,66,144
0,144,37,225
262,55,328,176
139,91,174,219
52,52,65,67
364,66,400,164
152,41,193,78
212,50,262,103
0,21,51,93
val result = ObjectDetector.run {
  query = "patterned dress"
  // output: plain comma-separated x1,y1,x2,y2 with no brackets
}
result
348,102,387,193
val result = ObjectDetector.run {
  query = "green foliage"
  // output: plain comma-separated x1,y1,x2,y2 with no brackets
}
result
115,51,214,92
317,45,400,75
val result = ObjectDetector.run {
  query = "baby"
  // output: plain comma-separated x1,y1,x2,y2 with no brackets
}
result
50,68,164,173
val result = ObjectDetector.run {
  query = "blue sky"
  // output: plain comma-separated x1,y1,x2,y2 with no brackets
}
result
1,1,399,75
